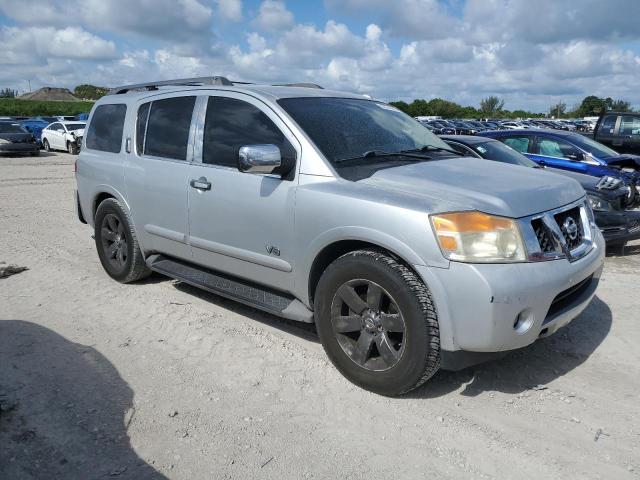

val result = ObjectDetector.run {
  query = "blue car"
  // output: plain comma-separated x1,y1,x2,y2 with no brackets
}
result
478,129,640,190
17,119,49,145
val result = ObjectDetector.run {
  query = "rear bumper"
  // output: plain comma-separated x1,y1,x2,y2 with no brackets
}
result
414,229,605,355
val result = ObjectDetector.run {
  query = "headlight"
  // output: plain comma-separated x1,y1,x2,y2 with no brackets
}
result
587,194,611,212
431,211,526,263
0,138,9,144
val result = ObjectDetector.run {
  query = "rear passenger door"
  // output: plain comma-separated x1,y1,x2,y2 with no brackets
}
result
124,94,197,261
187,93,299,293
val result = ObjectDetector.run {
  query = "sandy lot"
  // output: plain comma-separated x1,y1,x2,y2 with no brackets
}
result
1,152,639,479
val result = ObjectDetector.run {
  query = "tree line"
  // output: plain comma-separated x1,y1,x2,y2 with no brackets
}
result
391,95,636,119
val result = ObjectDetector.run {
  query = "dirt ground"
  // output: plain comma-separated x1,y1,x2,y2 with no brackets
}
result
1,152,639,480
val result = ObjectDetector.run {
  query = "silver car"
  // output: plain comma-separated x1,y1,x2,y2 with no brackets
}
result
75,77,605,395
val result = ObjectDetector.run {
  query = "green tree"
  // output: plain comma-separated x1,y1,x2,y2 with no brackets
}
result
549,101,566,118
577,95,607,116
73,84,109,100
480,96,505,114
0,88,17,98
610,99,631,112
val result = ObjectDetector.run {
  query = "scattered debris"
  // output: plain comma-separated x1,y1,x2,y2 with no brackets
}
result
436,416,444,423
261,456,274,468
594,428,610,442
0,264,28,279
168,410,178,418
12,430,36,443
0,392,18,414
530,384,548,391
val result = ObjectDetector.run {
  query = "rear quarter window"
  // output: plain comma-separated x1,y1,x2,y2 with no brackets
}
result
85,104,127,153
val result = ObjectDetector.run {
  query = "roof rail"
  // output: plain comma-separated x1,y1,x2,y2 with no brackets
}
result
108,76,234,95
273,82,324,89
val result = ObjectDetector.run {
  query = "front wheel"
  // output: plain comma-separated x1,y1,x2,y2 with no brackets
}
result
315,250,440,396
67,141,79,155
42,138,50,152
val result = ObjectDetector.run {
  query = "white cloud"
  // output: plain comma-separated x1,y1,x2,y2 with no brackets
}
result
217,0,242,21
253,0,294,32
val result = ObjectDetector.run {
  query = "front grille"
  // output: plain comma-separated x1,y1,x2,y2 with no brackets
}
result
554,207,583,250
531,218,555,253
544,274,594,324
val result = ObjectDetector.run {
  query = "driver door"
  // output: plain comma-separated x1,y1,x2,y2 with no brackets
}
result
530,137,589,174
187,93,300,293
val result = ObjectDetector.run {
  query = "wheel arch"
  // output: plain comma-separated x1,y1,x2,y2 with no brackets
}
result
306,232,426,308
91,186,131,222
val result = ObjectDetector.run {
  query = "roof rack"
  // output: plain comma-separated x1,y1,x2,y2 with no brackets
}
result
272,82,324,89
107,77,325,95
108,76,234,95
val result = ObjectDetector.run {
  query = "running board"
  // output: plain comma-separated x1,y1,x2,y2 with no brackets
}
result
146,255,314,323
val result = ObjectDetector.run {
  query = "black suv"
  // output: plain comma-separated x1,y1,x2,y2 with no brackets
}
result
594,112,640,151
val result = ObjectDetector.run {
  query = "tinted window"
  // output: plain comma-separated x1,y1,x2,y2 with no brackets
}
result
537,138,580,159
49,122,62,131
278,97,450,165
502,136,530,153
65,123,85,131
144,96,196,160
600,115,617,132
85,104,127,153
0,123,27,133
136,102,151,155
203,96,294,168
620,116,640,136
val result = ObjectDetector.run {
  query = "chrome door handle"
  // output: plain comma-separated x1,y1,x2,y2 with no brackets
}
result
190,177,211,191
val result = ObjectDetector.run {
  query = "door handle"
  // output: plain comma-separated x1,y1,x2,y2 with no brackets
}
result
190,177,211,191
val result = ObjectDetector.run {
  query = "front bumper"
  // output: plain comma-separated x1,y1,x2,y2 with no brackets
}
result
0,143,39,154
596,209,640,245
414,229,605,357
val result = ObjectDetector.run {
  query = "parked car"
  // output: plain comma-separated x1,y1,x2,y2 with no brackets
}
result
419,119,455,135
34,116,60,124
448,120,476,135
0,121,40,156
478,129,640,196
75,112,90,121
17,118,48,145
76,77,604,395
594,111,640,152
41,121,86,154
500,121,528,129
441,135,640,248
56,115,77,122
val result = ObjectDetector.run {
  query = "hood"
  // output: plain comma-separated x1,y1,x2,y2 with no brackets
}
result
546,167,599,190
69,128,85,137
358,158,585,218
603,154,640,169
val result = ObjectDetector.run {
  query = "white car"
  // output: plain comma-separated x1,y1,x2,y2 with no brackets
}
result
41,121,86,154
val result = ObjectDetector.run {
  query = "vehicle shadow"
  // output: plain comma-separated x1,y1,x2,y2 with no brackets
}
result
171,281,320,343
0,320,168,480
408,295,612,399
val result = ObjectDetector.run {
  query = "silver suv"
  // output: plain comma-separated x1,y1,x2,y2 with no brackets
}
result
76,77,605,395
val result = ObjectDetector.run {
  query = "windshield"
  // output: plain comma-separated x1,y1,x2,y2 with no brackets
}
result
0,123,27,133
472,141,538,168
570,134,618,158
277,97,450,164
65,123,85,131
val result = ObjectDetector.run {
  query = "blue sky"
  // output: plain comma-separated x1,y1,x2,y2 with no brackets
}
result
1,0,639,112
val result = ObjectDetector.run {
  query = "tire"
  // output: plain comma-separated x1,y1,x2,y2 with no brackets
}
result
67,141,79,155
315,249,440,396
43,138,50,152
94,198,151,283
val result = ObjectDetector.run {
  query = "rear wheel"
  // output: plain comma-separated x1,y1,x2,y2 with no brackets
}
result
94,198,151,283
315,250,440,396
43,138,50,152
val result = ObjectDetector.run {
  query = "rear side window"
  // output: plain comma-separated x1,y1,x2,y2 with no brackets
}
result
85,104,126,153
502,136,530,153
202,96,294,167
143,96,196,160
620,116,640,136
136,102,151,155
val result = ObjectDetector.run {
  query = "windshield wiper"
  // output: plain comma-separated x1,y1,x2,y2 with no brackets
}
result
335,150,432,164
401,145,464,156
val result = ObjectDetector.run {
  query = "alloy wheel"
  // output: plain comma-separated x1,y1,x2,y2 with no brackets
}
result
100,213,128,270
330,279,406,371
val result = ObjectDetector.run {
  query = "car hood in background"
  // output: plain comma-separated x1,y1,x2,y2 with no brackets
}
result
603,154,640,169
359,157,585,218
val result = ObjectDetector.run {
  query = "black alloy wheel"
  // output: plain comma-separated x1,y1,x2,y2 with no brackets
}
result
100,213,128,272
330,279,406,371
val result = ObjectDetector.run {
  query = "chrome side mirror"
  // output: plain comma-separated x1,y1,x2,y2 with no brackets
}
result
238,144,281,174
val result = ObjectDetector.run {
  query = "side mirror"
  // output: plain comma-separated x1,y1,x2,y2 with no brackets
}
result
238,144,281,175
567,152,584,161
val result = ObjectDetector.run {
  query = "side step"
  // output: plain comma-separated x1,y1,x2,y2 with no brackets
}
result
146,255,314,323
